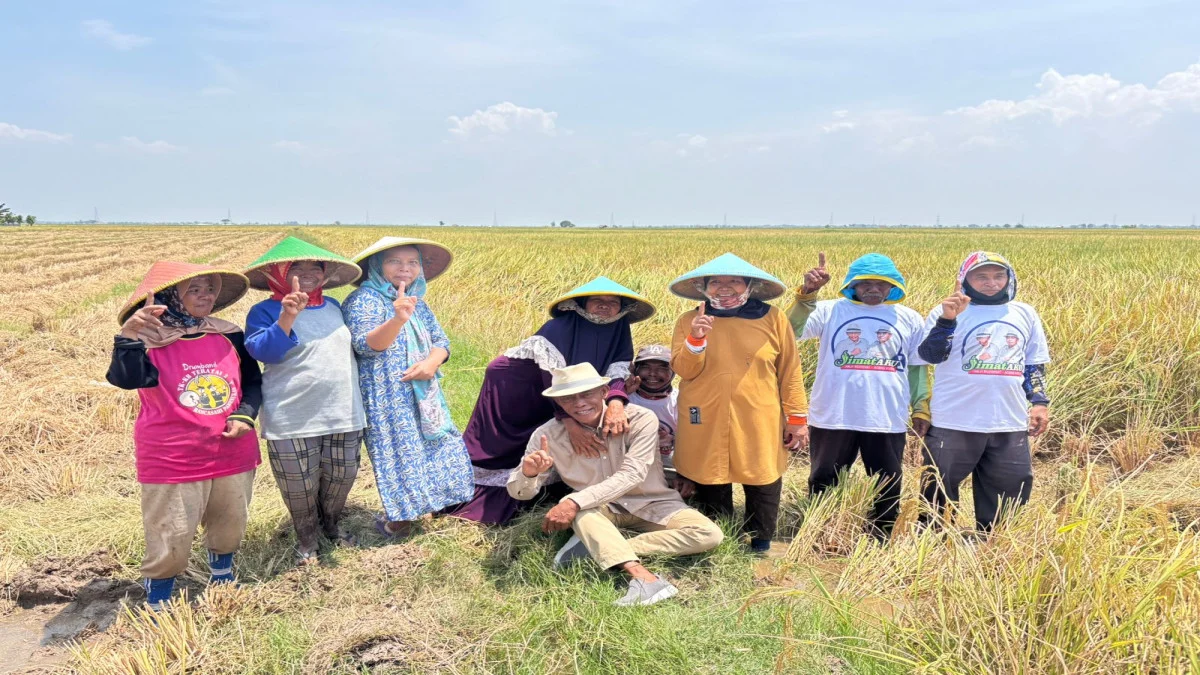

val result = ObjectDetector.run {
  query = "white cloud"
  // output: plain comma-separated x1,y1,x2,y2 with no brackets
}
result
960,135,1002,149
272,140,308,154
447,102,558,139
0,122,71,143
82,19,151,51
822,121,857,133
201,86,236,96
121,136,184,154
890,132,933,153
686,134,708,148
949,62,1200,126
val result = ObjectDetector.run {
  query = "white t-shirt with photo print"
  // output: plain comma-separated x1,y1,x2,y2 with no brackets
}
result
923,301,1051,433
801,299,927,433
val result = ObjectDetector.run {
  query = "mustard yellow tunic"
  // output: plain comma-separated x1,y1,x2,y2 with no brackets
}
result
671,305,808,486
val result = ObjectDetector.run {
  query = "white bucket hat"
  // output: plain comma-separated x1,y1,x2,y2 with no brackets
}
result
541,363,611,398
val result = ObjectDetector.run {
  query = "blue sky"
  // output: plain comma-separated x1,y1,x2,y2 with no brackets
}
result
2,1,1198,225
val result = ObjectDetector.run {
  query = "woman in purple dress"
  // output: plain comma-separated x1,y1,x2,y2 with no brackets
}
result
448,276,656,524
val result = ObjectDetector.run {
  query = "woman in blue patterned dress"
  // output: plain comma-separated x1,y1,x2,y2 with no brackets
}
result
342,237,473,538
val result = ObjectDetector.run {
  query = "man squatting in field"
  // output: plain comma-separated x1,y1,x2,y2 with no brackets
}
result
508,363,724,607
917,251,1051,531
787,252,932,539
107,263,262,611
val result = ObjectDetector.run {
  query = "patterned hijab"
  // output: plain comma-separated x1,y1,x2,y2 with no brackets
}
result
361,248,455,440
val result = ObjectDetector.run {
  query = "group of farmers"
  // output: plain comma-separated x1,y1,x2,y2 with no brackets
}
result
108,236,1050,609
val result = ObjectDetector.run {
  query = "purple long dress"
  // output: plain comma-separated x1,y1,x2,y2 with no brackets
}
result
447,310,634,524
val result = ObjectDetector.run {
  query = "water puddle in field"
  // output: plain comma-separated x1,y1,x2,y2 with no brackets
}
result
0,549,143,672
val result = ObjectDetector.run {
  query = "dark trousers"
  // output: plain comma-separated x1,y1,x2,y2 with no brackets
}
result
920,426,1033,531
689,478,783,543
808,427,906,536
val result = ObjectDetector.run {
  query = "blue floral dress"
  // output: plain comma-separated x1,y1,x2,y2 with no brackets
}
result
342,287,473,521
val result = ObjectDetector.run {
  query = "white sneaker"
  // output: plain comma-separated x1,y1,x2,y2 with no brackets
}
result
553,534,590,568
614,577,679,607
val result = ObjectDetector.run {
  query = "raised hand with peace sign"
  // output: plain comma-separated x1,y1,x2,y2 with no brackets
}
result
800,251,832,294
940,281,971,321
120,292,168,339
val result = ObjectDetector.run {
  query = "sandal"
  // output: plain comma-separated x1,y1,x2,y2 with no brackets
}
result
374,516,412,540
295,546,320,566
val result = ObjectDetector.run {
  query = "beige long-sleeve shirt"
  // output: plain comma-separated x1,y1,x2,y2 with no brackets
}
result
507,404,687,525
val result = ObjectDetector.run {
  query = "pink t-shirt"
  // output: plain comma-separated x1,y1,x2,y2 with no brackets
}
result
133,334,261,484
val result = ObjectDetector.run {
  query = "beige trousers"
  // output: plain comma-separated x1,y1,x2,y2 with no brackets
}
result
140,470,256,579
571,506,724,570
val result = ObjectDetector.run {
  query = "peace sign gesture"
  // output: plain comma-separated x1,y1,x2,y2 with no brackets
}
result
120,292,167,339
941,280,971,321
800,251,831,294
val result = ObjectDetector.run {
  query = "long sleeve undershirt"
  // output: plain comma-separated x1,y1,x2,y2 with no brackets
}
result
106,332,263,422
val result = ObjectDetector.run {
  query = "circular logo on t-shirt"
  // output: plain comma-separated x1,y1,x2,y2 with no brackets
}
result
178,373,234,414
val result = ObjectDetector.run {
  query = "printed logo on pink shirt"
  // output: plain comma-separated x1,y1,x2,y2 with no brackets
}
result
176,363,236,415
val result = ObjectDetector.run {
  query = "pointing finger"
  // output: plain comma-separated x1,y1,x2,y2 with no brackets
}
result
697,303,706,317
144,292,155,309
955,279,963,295
818,251,826,268
396,281,407,296
540,435,550,452
291,276,301,293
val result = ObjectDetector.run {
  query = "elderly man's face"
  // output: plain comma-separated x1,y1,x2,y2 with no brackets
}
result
179,275,218,318
558,385,609,427
634,360,672,391
877,331,892,343
1006,336,1019,347
854,279,894,306
848,331,862,342
585,295,622,319
977,336,991,346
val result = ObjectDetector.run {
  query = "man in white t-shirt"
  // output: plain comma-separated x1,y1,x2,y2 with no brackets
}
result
916,251,1050,532
787,252,931,539
624,344,679,484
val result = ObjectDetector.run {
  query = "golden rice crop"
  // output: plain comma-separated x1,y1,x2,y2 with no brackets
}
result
0,225,1197,673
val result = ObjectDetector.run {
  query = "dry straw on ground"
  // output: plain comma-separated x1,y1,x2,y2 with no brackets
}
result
1,226,1198,673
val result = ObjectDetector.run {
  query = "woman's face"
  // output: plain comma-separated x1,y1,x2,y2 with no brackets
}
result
179,275,218,318
584,295,622,319
380,246,422,288
965,265,1009,295
289,261,326,293
705,276,748,303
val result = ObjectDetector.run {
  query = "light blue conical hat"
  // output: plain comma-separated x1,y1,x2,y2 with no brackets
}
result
548,276,656,323
668,252,787,301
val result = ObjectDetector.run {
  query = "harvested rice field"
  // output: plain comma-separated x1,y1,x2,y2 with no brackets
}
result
1,225,1198,674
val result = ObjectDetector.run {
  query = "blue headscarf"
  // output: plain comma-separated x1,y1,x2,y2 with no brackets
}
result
362,249,455,440
839,253,907,304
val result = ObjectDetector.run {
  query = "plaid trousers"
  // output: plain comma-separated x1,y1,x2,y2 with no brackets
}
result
266,431,362,544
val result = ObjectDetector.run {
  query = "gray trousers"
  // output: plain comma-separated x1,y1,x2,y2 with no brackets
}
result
920,426,1033,531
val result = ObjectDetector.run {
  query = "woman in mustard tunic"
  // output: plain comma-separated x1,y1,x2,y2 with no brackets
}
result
669,253,808,554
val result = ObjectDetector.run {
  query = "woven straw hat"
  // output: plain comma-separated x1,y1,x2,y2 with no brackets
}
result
668,252,787,302
350,237,453,284
117,262,249,325
244,236,362,290
547,276,656,323
541,363,611,398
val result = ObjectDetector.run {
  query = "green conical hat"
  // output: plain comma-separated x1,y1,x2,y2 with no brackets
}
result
668,252,787,301
244,236,362,290
548,276,656,323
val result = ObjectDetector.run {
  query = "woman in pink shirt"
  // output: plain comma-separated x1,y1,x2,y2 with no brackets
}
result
106,261,262,612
